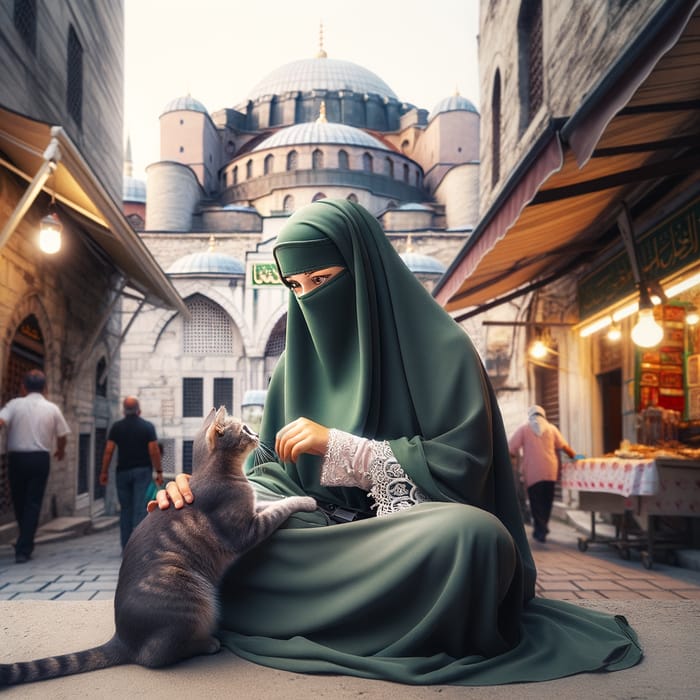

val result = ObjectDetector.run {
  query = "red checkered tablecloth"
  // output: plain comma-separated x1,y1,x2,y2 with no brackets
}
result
560,458,658,497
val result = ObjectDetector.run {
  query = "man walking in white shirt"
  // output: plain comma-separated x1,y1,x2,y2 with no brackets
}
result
0,369,70,563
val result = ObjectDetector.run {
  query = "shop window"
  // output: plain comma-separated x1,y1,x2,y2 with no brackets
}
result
213,377,233,413
66,25,83,128
183,378,203,417
13,0,36,53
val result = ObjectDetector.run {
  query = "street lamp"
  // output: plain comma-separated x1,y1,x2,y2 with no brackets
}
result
38,211,62,254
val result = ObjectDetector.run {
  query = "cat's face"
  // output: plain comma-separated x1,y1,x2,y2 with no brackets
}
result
193,406,259,471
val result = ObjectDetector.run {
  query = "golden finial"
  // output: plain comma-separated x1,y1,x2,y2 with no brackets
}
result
316,20,327,58
406,233,414,253
208,235,216,252
454,85,460,96
316,100,328,123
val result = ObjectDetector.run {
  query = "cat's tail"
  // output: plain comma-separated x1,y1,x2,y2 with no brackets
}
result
0,636,128,686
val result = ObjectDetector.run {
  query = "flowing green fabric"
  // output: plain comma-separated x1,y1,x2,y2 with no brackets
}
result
218,199,642,685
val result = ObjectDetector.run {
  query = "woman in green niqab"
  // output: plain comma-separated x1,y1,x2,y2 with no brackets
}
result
214,199,642,684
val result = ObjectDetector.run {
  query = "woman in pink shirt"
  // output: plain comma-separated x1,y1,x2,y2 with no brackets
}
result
509,405,575,543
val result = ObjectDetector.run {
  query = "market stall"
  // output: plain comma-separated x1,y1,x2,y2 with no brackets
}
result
561,448,700,568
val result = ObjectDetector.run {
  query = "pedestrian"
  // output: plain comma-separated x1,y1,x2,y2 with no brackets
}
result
155,200,640,685
100,396,162,550
508,405,576,543
0,369,70,563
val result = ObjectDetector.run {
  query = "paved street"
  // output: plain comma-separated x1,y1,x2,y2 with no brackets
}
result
1,512,699,601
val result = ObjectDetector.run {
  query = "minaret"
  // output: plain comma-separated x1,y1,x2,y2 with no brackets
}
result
124,134,133,177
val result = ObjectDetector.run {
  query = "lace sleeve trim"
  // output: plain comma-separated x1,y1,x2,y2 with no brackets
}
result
320,429,429,516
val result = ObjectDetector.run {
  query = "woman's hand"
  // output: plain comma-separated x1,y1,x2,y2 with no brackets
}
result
276,417,330,463
146,473,193,512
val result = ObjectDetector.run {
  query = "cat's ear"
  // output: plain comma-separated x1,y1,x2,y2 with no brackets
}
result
202,408,217,430
214,406,227,435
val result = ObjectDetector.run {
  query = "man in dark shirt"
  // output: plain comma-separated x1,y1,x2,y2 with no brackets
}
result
100,396,162,550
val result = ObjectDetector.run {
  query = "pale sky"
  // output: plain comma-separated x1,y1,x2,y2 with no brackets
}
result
124,0,481,179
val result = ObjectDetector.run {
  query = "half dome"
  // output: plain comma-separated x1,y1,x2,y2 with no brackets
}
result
167,251,245,277
252,121,391,152
400,252,447,275
161,95,209,117
247,57,398,102
429,94,478,121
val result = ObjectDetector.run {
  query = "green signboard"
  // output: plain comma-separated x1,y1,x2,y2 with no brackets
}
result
250,262,283,287
578,197,700,319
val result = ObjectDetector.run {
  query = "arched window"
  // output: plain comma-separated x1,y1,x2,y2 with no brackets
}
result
286,150,298,171
95,357,107,397
338,150,349,169
232,166,238,185
67,25,83,127
518,0,544,135
492,69,502,187
362,153,373,173
264,315,287,382
312,192,327,202
385,157,394,178
283,194,295,212
264,154,274,175
312,149,324,169
183,295,234,355
222,171,227,188
346,193,358,203
246,159,253,179
403,164,409,183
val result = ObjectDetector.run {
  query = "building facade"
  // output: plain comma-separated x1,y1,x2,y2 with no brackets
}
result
122,44,480,476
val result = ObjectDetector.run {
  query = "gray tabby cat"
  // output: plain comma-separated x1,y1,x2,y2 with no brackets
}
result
0,406,317,686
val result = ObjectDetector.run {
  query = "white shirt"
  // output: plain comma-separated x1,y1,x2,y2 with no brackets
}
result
0,392,70,452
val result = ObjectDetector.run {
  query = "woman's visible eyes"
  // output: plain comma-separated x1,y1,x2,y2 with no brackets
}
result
310,274,331,286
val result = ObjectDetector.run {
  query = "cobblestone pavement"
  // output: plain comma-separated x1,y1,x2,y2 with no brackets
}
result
1,516,700,601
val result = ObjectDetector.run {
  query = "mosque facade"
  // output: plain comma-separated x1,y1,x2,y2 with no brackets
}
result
122,44,479,477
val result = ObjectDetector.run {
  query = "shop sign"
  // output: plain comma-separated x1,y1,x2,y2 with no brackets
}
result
578,196,700,318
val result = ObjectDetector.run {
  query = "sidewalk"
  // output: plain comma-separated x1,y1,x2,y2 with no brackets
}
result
0,514,699,698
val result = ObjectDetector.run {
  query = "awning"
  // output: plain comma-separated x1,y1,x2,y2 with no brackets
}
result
434,2,700,317
0,105,188,315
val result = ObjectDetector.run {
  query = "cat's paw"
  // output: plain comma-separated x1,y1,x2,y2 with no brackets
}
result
299,497,317,512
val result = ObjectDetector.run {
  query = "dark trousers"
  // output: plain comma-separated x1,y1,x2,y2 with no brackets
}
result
527,480,555,540
8,451,50,558
116,466,152,549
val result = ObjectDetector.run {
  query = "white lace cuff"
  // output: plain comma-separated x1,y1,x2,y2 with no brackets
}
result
320,429,428,516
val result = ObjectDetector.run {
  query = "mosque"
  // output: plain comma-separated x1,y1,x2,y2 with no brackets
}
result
120,37,480,476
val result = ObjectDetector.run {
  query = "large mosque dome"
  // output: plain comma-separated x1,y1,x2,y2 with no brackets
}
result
247,57,398,102
167,249,245,277
252,120,391,152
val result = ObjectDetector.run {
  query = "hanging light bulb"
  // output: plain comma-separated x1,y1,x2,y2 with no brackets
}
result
606,323,622,341
530,338,548,359
686,306,699,326
631,287,663,348
38,212,62,254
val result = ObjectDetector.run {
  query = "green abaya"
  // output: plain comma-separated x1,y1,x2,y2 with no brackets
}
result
217,199,642,685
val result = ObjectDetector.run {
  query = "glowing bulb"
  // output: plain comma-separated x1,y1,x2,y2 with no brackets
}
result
530,339,548,359
631,308,663,347
686,309,699,326
606,324,622,341
38,214,62,254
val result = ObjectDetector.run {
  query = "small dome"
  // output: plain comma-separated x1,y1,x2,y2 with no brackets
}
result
247,57,398,102
161,95,208,117
252,121,390,152
123,175,146,203
167,251,245,277
400,252,446,276
429,94,478,121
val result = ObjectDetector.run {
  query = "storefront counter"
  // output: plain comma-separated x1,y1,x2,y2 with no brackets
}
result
561,457,700,567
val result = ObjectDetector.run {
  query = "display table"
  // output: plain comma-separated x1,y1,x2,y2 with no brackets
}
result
561,457,700,568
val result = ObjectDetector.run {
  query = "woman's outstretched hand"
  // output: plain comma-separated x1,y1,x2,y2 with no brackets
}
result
146,473,193,512
276,417,330,463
